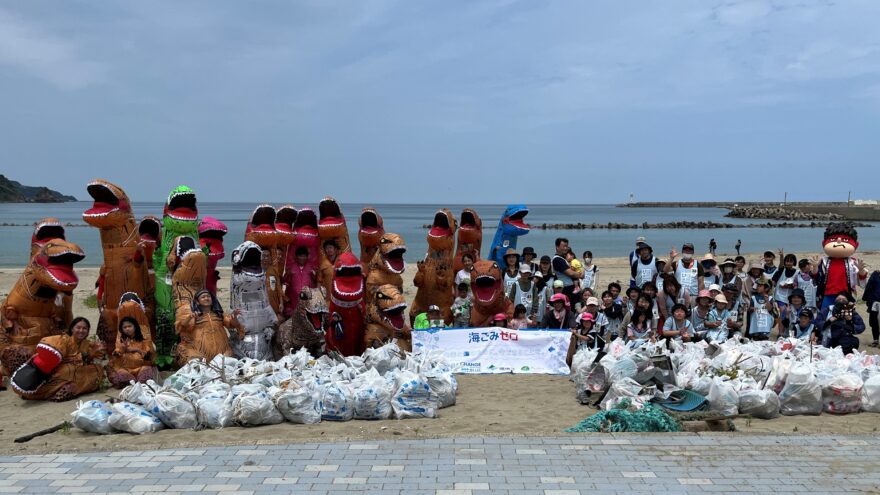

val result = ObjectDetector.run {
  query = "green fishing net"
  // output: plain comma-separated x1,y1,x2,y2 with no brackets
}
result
564,400,682,433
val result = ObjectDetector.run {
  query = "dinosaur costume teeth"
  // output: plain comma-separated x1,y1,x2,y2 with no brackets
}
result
468,260,514,327
198,216,228,297
317,197,352,297
488,205,530,267
410,209,457,325
273,287,327,359
365,233,407,308
244,205,285,319
326,251,366,356
453,208,483,272
30,218,66,259
358,208,385,270
365,284,411,351
1,240,85,376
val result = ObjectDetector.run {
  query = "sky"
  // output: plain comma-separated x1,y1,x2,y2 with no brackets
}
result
1,0,879,204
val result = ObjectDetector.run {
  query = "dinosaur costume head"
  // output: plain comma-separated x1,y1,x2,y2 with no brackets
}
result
376,233,407,274
365,284,410,349
231,241,264,276
318,197,350,251
244,204,278,248
82,180,133,228
500,204,530,237
275,205,298,246
198,217,228,262
31,240,86,294
117,292,151,340
331,252,365,305
162,186,198,232
30,218,66,258
298,287,329,340
293,207,319,249
823,222,859,258
138,216,161,247
427,209,457,251
458,208,482,251
470,260,503,307
358,208,384,261
168,236,207,305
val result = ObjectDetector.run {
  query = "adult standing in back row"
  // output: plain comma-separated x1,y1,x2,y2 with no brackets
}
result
552,238,583,303
666,243,704,303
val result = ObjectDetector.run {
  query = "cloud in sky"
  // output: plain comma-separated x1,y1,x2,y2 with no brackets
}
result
1,0,879,203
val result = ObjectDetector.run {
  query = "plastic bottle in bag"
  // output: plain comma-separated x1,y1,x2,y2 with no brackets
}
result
70,400,116,435
821,373,863,414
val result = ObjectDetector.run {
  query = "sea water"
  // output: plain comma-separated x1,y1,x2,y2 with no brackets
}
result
1,202,877,267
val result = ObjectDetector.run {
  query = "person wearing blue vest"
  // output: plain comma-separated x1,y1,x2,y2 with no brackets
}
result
665,243,704,302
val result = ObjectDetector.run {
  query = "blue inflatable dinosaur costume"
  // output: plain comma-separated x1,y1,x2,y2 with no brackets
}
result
488,205,530,266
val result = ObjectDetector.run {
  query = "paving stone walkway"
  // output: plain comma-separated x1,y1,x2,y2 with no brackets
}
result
1,433,878,494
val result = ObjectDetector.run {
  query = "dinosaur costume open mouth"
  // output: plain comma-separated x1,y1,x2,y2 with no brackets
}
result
275,205,298,235
167,190,198,221
383,247,407,273
239,244,263,274
33,219,65,244
319,198,344,227
198,217,227,259
175,236,200,260
36,248,85,287
473,275,499,303
359,209,381,234
249,204,276,233
382,304,407,330
138,216,161,243
460,210,479,230
294,208,318,238
429,210,453,238
307,311,326,333
84,182,129,217
503,208,530,231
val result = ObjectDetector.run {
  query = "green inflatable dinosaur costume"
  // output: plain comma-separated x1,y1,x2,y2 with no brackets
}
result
153,185,200,367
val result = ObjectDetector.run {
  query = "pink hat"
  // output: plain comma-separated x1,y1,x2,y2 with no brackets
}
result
550,293,567,303
580,312,595,322
493,313,508,321
697,289,712,300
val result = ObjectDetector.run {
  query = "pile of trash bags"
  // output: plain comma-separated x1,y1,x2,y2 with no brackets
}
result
571,337,880,419
70,342,458,435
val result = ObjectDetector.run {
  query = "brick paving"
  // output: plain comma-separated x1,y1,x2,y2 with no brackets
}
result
0,434,878,494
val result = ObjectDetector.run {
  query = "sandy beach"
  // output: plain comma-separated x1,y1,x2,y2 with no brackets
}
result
2,251,880,455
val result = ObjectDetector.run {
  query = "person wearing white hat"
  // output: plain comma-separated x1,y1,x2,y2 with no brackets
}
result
531,270,553,323
704,294,731,343
508,264,541,324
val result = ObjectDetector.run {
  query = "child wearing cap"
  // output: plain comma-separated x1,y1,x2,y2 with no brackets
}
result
763,250,779,277
451,282,473,328
792,308,817,340
748,278,777,341
414,305,446,330
704,294,731,343
492,313,509,329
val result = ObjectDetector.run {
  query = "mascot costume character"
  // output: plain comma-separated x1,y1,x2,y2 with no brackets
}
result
199,216,228,297
453,208,483,273
468,260,514,327
365,284,411,351
488,205,530,267
105,293,157,388
327,251,366,356
816,222,868,310
284,207,319,318
273,287,328,359
244,204,285,319
317,197,352,296
365,233,407,305
30,218,66,258
410,209,457,325
230,241,277,361
358,208,384,271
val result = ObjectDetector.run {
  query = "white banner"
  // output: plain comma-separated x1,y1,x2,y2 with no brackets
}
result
412,327,572,375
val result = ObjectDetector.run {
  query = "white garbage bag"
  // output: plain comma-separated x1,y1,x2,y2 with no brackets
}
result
352,370,393,420
231,384,283,426
146,389,198,429
108,402,165,434
118,380,157,406
738,389,780,419
70,400,115,435
600,377,645,411
364,342,403,375
426,370,457,409
391,370,438,419
196,383,233,429
862,374,880,412
272,384,321,424
319,381,355,421
779,363,822,416
821,373,863,414
708,377,739,416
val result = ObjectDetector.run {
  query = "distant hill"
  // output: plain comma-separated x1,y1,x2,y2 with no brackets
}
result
0,174,77,203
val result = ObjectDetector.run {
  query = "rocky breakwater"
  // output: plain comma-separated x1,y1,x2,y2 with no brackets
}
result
529,221,871,230
726,206,844,221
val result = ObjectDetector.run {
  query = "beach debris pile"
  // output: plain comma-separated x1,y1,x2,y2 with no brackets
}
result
564,400,682,433
571,337,880,419
70,342,457,435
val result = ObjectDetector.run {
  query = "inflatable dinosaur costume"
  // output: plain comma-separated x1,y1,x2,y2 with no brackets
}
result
317,197,352,296
327,252,366,356
83,180,150,347
453,208,483,272
137,215,161,323
30,218,66,258
365,284,411,351
199,216,228,297
274,204,298,288
358,208,384,271
469,260,514,327
410,209,457,325
284,207,319,319
365,233,407,304
230,241,277,361
12,332,104,402
1,240,85,376
105,293,157,388
488,205,530,267
154,186,200,364
244,204,285,319
272,287,328,359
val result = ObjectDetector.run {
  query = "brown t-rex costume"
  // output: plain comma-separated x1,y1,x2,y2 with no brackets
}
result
1,240,85,376
275,204,298,300
365,284,412,352
13,334,105,402
317,197,352,296
410,209,457,325
453,208,483,272
358,208,384,271
244,204,286,319
365,233,407,305
82,180,150,347
137,215,161,324
30,218,67,258
272,287,328,359
106,293,157,388
468,260,514,327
